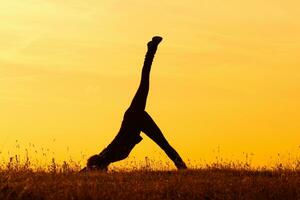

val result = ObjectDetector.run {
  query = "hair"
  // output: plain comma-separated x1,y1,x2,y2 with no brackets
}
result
87,154,108,171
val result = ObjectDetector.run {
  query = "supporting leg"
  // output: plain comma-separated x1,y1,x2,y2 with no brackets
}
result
140,111,187,169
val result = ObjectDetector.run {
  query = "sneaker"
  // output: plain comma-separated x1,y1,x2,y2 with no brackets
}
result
147,36,163,50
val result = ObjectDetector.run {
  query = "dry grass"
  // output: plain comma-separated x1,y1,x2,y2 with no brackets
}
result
1,145,300,200
0,162,300,200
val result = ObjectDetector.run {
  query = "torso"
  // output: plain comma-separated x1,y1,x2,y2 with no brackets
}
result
99,109,144,162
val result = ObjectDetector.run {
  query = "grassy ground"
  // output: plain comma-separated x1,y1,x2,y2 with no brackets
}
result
0,167,300,200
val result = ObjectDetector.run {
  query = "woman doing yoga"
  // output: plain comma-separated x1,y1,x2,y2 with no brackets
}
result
82,36,187,171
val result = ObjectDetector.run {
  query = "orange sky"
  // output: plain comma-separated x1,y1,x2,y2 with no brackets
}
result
1,0,300,168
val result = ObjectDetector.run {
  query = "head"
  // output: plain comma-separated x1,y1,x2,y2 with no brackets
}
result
86,154,109,171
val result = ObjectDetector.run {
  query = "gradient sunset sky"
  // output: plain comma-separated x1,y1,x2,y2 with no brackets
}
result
1,0,300,167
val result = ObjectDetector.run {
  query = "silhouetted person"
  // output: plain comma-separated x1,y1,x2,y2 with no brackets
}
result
82,36,187,172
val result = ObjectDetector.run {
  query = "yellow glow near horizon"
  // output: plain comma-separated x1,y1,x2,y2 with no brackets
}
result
1,0,300,167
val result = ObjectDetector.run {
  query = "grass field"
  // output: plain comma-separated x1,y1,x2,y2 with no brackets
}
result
1,163,300,200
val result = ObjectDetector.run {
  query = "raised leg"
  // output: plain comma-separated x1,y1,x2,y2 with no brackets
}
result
140,111,187,169
129,36,163,111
